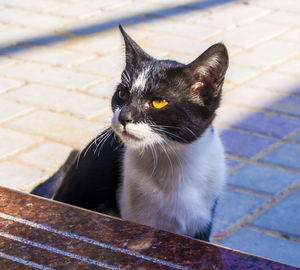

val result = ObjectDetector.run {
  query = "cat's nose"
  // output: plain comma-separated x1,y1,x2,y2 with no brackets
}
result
118,107,133,127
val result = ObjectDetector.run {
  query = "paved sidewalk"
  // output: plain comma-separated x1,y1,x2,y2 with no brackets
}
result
0,0,299,267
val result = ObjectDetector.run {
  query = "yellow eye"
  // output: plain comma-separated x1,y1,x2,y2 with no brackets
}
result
152,99,168,109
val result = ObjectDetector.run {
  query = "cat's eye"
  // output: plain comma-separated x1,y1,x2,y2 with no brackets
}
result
119,90,129,101
152,99,168,109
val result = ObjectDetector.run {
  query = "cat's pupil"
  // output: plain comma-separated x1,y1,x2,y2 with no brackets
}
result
119,90,129,101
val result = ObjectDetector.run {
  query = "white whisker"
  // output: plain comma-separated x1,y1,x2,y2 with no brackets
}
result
96,129,113,157
149,143,158,176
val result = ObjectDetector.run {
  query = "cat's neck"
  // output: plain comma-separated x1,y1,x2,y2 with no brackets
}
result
124,126,215,189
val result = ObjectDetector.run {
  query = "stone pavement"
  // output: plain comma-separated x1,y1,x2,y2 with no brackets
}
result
0,0,299,267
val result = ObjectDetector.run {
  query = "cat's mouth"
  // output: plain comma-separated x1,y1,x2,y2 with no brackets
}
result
121,130,142,141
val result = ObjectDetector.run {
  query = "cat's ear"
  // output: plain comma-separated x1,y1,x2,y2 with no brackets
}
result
184,43,228,97
119,24,152,67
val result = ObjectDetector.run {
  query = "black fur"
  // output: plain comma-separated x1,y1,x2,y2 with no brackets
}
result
52,130,124,215
31,150,79,199
194,200,217,241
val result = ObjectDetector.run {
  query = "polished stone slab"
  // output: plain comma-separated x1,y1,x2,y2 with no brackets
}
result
0,186,296,269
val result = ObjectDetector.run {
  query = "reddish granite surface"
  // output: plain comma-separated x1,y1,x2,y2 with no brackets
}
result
0,186,297,269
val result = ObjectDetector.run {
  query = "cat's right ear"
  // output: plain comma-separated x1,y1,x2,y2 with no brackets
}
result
183,43,229,98
119,24,152,67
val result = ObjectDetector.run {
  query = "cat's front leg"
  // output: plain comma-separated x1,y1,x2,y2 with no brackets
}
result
194,199,218,241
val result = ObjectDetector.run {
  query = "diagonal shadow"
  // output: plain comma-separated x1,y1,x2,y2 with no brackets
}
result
212,82,300,254
0,0,237,56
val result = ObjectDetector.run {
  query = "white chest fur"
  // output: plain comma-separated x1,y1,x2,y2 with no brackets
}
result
119,127,226,237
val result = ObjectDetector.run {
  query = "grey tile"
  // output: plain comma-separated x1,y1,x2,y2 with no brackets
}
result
250,187,300,238
228,163,300,196
220,228,300,268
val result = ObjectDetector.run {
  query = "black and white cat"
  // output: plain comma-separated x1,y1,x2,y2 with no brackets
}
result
32,25,228,241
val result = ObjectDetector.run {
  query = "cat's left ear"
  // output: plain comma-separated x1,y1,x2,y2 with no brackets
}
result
184,43,229,97
119,24,153,68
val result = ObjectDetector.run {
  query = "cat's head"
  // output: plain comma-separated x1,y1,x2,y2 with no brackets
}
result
111,25,228,149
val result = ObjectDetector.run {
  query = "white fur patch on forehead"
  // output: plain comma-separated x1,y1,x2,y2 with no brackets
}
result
131,67,150,95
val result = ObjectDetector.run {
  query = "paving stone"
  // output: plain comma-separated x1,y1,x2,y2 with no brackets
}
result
0,98,32,123
76,50,123,77
17,141,73,172
0,28,67,49
251,0,300,12
26,33,71,48
233,110,300,139
248,72,300,95
216,104,300,139
225,64,259,84
0,127,42,159
223,86,279,107
278,29,300,43
165,52,197,64
215,104,252,128
228,163,300,196
221,129,277,158
106,2,163,16
9,46,94,68
64,10,142,36
66,30,151,55
223,86,300,117
290,133,300,144
0,56,16,68
231,40,300,69
276,59,300,77
0,62,103,90
212,187,268,233
261,10,300,27
223,81,235,92
149,6,199,19
65,33,123,54
250,187,300,239
50,0,131,18
145,34,212,54
0,161,48,191
147,3,209,23
143,20,220,39
8,110,103,147
96,112,113,126
0,0,65,12
0,7,72,30
219,228,300,268
88,77,119,98
193,3,270,29
142,0,192,5
259,143,300,170
0,26,39,46
4,83,111,118
48,1,107,19
132,46,169,59
175,0,232,11
226,157,243,171
207,21,289,49
0,76,23,93
267,95,300,118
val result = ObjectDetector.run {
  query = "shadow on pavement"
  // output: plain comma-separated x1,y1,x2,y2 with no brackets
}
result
0,0,237,55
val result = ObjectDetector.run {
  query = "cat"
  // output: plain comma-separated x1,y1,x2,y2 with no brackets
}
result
31,25,228,241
